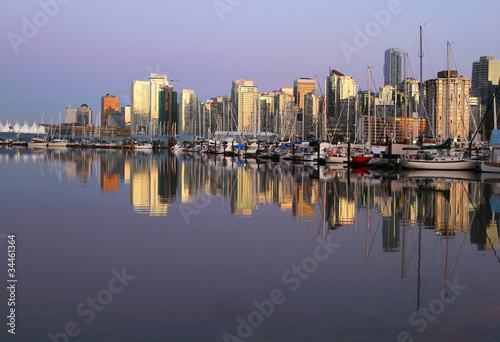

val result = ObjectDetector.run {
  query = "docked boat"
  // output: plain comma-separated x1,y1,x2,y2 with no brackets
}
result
27,137,49,148
135,141,153,150
480,130,500,173
401,150,477,170
11,139,28,147
48,138,69,148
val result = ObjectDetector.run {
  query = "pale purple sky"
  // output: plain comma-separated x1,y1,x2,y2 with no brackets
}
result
1,0,498,124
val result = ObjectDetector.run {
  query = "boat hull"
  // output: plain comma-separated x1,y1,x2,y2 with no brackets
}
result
401,159,477,170
481,161,500,173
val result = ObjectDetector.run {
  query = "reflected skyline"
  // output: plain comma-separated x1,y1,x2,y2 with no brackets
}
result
2,147,499,253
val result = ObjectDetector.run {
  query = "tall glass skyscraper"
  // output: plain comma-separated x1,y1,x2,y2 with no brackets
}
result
471,56,500,110
384,48,402,87
131,74,168,134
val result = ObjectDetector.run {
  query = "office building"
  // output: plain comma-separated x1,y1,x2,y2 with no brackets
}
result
471,56,500,109
131,73,169,134
384,48,402,87
425,70,471,143
231,79,260,132
159,86,178,136
180,89,199,135
101,94,120,127
64,104,92,126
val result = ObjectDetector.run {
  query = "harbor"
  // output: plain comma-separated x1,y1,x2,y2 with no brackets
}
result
0,146,499,341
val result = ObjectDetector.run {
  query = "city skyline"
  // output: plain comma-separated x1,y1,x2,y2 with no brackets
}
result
1,0,499,124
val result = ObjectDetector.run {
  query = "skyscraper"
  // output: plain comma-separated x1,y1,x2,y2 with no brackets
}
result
471,56,500,112
425,70,471,143
131,80,151,134
131,74,169,134
384,48,402,87
180,89,198,135
101,94,119,127
293,78,316,110
159,86,178,136
231,79,260,132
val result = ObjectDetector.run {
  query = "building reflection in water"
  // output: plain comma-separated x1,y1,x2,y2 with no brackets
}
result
19,148,500,251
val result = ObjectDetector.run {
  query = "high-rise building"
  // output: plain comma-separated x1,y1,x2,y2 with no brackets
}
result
131,73,169,134
64,104,92,126
425,70,471,143
121,105,131,127
273,89,294,139
326,70,357,139
150,74,169,131
131,80,151,134
384,48,402,87
101,94,120,127
231,79,260,132
180,89,199,135
293,78,316,110
159,86,178,136
471,56,500,114
259,93,275,133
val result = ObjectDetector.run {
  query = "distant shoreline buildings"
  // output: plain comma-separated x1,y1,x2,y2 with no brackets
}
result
3,52,499,144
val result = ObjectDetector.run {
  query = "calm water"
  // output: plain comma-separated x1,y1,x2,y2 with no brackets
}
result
0,147,499,342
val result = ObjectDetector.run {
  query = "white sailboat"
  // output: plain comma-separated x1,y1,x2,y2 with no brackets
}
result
402,36,477,170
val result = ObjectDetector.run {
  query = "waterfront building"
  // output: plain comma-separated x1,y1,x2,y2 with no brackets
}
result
131,73,169,134
259,93,275,133
326,70,357,140
101,94,120,127
131,80,151,134
425,70,471,143
231,79,260,132
64,104,92,126
294,78,316,110
471,56,500,111
159,86,178,136
384,48,402,87
121,105,131,128
303,90,319,139
273,89,294,139
180,89,199,136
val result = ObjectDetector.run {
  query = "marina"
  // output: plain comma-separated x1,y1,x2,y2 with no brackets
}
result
0,146,499,341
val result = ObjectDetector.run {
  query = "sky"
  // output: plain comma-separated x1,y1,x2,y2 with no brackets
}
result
0,0,499,125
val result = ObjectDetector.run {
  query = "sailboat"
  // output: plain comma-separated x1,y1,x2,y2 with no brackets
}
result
48,112,69,148
401,35,477,170
28,111,49,148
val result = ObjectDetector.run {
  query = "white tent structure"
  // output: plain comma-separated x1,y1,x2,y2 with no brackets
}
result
37,124,46,135
29,122,39,133
1,121,12,132
12,122,20,132
19,121,30,133
0,122,4,131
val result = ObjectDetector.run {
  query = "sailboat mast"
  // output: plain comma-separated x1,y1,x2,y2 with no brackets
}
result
368,67,371,144
494,93,498,130
446,41,451,143
404,52,408,142
419,25,424,141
